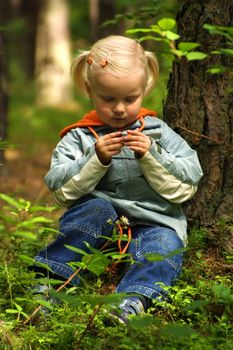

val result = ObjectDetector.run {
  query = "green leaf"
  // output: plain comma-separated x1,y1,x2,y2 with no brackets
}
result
182,300,210,311
138,36,167,43
213,284,232,302
220,48,233,56
0,224,6,232
13,230,37,240
126,28,154,34
161,323,196,337
18,255,36,264
0,193,22,209
164,247,188,259
203,24,233,41
171,49,184,57
82,253,108,276
158,18,176,31
17,217,53,228
65,244,88,256
0,140,16,149
50,290,127,307
144,253,165,262
5,309,19,314
186,52,208,61
34,299,53,310
145,247,187,262
178,42,201,52
129,315,155,328
30,205,58,213
207,66,227,74
165,31,180,41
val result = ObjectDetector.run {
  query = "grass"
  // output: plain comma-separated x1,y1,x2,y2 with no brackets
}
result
0,197,232,349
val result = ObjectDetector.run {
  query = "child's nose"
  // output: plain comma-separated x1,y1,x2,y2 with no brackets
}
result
114,102,125,114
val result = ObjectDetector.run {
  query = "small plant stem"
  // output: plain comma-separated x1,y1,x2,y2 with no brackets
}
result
74,304,102,350
5,261,13,308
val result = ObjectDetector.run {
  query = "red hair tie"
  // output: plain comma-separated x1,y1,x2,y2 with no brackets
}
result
100,59,108,67
86,56,93,65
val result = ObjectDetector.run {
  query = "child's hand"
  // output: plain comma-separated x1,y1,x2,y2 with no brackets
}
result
124,130,151,158
95,131,125,165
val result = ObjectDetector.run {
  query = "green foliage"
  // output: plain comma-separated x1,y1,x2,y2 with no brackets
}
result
126,17,208,62
0,193,232,349
127,17,233,80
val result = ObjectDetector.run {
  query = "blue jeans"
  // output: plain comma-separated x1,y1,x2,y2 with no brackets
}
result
34,198,184,299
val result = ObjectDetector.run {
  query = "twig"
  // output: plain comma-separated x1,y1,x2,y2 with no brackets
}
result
177,123,233,149
23,267,82,325
74,304,102,350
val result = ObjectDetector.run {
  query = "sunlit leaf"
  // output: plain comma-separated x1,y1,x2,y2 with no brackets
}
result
158,18,176,31
0,193,22,209
18,255,35,264
126,28,154,34
178,42,201,52
13,230,37,240
186,52,208,61
171,49,184,57
17,217,53,228
207,66,227,74
165,31,180,41
30,205,58,213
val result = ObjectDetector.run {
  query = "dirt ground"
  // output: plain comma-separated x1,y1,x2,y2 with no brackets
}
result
0,145,54,204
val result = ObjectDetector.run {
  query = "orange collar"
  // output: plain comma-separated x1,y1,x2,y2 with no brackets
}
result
60,108,157,138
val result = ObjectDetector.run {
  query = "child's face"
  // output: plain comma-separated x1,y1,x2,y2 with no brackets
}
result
87,70,146,129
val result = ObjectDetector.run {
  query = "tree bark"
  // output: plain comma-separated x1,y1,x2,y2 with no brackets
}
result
0,1,9,164
163,0,233,252
35,0,73,107
89,0,117,42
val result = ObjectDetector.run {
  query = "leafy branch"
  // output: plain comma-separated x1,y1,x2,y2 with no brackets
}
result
126,17,233,70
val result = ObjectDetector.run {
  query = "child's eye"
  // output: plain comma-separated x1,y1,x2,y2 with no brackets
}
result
125,96,138,103
102,96,114,102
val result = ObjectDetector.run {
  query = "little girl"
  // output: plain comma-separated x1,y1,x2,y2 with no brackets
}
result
34,35,203,323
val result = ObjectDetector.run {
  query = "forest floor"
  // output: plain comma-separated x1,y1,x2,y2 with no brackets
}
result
0,144,53,204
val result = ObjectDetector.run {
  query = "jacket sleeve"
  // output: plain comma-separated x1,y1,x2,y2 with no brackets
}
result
138,120,203,204
44,131,109,206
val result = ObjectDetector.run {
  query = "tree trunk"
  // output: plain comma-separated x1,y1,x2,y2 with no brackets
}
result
35,0,73,107
0,1,9,164
89,0,117,42
163,0,233,253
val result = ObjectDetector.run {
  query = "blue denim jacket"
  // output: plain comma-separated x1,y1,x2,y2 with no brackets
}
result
44,114,203,244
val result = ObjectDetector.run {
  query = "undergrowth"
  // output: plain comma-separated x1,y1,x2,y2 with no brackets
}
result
0,194,232,350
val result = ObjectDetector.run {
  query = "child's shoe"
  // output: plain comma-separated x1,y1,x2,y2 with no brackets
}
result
31,284,55,315
108,296,146,325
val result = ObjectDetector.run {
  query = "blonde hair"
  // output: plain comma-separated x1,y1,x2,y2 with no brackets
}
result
71,35,159,97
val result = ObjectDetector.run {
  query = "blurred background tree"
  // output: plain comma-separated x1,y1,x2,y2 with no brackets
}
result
0,1,9,164
35,0,73,107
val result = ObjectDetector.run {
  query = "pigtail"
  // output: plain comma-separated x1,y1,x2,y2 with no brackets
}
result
71,50,90,97
144,51,159,96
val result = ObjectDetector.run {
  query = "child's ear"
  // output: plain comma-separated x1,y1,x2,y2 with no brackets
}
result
85,82,92,98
